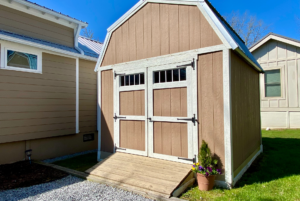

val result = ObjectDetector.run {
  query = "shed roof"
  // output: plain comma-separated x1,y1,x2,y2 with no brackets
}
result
0,29,102,59
95,0,263,72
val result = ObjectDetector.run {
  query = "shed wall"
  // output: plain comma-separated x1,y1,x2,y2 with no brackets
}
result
231,51,261,175
0,5,74,47
101,3,222,66
197,51,225,177
252,39,300,128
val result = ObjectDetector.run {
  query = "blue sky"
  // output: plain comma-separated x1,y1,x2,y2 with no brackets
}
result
32,0,300,43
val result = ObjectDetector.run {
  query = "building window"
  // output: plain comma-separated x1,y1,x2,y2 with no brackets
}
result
154,68,186,84
7,50,38,70
120,73,144,86
265,69,281,97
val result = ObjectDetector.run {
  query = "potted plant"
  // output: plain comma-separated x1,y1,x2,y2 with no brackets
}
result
192,140,222,191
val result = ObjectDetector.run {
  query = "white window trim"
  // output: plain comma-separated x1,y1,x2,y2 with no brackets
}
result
2,46,42,74
261,66,285,100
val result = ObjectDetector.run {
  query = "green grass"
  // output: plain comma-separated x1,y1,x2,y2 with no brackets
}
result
181,129,300,201
52,152,98,172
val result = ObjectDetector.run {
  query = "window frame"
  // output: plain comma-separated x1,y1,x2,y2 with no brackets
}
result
3,47,42,74
261,66,285,100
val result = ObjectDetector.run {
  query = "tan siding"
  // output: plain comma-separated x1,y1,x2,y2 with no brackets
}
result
0,5,74,47
231,51,261,173
101,3,222,66
153,88,187,117
0,53,76,143
120,120,145,151
101,70,114,152
120,90,145,116
0,132,97,165
197,51,225,171
79,59,97,133
153,122,188,158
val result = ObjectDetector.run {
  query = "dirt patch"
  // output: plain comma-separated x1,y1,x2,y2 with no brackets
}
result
0,161,68,191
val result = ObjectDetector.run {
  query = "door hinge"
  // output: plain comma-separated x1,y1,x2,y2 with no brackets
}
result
113,113,126,122
177,59,195,70
177,114,199,126
114,72,125,79
115,144,126,152
178,155,196,163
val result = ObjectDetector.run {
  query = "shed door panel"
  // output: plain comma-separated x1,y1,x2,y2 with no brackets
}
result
120,90,145,116
120,120,145,151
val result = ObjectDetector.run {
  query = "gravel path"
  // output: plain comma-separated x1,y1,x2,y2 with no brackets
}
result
0,176,154,201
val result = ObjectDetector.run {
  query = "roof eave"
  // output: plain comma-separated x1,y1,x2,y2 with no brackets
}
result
235,48,264,73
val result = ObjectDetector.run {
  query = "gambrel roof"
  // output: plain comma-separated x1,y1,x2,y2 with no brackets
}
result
95,0,263,72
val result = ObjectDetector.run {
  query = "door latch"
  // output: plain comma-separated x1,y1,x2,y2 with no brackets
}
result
177,58,195,70
147,117,152,122
177,114,198,126
113,113,126,122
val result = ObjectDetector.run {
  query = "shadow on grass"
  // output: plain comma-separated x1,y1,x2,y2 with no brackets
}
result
235,136,300,187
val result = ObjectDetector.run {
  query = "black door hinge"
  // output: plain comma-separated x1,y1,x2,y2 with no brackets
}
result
177,59,195,70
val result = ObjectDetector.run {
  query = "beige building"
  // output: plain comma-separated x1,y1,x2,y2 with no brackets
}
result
0,0,102,165
250,33,300,129
95,0,263,188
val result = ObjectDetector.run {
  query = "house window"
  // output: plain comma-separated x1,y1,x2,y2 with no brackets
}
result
7,50,38,70
265,69,281,97
120,73,144,86
154,68,186,84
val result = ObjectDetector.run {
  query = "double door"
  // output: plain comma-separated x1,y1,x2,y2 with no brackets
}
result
113,62,198,164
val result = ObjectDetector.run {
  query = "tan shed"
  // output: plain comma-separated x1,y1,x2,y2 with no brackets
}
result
95,0,263,188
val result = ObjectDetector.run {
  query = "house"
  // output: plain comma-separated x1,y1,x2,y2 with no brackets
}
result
250,33,300,129
0,0,102,165
94,0,263,188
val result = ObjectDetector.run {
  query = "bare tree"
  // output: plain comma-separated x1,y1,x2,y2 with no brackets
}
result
225,11,270,47
81,28,94,39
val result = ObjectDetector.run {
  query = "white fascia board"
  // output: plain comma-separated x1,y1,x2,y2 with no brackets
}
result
0,34,98,62
94,32,111,72
10,0,88,28
199,1,238,50
250,35,300,52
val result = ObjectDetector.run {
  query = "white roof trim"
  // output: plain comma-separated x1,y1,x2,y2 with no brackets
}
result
250,34,300,52
95,0,240,72
0,33,97,62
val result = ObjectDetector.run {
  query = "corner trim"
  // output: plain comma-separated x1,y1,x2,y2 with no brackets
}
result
76,58,79,134
97,70,102,161
223,48,233,187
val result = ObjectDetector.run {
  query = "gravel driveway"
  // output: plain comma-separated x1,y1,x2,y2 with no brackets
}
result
0,176,154,201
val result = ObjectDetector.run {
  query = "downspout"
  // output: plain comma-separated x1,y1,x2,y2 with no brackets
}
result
74,24,84,55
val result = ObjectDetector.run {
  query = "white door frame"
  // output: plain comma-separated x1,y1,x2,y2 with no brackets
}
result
147,61,198,164
113,68,148,156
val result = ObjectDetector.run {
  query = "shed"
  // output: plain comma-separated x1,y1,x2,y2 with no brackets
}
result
95,0,263,188
250,33,300,129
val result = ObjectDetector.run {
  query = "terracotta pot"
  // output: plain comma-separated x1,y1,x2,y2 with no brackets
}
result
196,173,216,191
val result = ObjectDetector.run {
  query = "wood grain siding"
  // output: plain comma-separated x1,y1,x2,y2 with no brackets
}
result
120,90,145,116
101,3,222,66
101,70,114,152
153,88,187,117
153,122,188,158
197,52,224,171
79,59,97,133
120,120,145,151
231,51,261,173
0,5,74,47
0,53,76,143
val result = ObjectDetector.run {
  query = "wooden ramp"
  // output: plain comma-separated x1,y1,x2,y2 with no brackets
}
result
86,152,192,198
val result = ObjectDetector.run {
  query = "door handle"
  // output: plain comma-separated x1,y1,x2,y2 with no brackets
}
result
177,114,198,126
147,118,152,122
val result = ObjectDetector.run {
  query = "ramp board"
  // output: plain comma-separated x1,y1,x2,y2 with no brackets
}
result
86,152,192,198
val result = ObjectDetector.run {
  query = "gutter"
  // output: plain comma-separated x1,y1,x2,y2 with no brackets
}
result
74,24,85,55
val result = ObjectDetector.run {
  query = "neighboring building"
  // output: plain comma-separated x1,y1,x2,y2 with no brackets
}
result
250,33,300,129
0,0,102,165
95,0,263,188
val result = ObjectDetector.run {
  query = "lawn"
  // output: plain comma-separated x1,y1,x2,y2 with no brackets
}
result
52,152,98,172
181,129,300,201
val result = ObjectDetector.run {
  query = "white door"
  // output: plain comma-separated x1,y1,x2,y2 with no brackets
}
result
113,68,148,156
147,61,198,164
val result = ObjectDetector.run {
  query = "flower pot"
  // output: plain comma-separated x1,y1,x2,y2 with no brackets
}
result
196,173,216,191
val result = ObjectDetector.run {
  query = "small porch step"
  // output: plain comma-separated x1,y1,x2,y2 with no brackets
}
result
86,152,193,198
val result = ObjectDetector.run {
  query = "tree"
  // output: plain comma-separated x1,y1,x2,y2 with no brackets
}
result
225,11,270,47
81,28,94,39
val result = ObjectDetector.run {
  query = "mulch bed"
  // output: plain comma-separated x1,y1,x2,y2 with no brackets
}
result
0,161,68,191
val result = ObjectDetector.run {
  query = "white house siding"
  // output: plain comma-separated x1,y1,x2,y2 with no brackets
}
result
252,39,300,128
